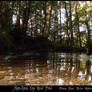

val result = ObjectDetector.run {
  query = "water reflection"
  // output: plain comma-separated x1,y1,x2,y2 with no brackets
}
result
0,52,92,85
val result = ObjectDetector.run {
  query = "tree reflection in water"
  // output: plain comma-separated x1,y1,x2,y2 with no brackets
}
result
0,52,92,85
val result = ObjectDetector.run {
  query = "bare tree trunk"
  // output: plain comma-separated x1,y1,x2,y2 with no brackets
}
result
75,3,81,48
16,2,21,26
85,10,91,53
54,2,58,43
34,10,37,36
59,1,62,44
45,1,52,37
41,1,47,36
22,2,31,32
86,18,91,53
69,1,74,47
65,2,70,47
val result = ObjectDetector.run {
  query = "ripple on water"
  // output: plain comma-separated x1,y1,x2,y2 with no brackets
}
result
0,52,92,85
0,75,4,80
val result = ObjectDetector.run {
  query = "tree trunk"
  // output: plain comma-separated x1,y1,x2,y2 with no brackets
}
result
75,3,81,48
59,1,62,44
54,2,58,43
85,11,91,54
41,1,47,36
22,2,31,32
16,2,21,27
69,1,74,47
45,1,52,37
65,2,70,47
34,10,37,37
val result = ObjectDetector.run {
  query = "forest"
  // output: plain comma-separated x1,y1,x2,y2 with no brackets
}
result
0,1,92,54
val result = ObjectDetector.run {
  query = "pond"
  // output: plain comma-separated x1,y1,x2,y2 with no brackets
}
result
0,52,92,85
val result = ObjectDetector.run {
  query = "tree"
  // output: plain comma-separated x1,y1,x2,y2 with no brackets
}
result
22,1,31,32
16,1,21,26
75,2,81,48
64,1,70,47
45,1,52,37
69,1,74,47
53,1,58,43
41,1,47,35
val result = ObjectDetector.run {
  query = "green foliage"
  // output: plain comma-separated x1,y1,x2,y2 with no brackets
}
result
0,1,92,52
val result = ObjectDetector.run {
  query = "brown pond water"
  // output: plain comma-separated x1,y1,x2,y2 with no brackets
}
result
0,52,92,85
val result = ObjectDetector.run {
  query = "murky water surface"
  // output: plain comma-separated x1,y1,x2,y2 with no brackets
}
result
0,52,92,85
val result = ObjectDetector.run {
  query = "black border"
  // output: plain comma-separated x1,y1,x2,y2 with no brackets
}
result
1,85,92,91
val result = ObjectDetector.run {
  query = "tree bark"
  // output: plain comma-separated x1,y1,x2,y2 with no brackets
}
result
65,2,70,47
54,2,58,43
41,1,47,36
75,3,81,48
16,2,21,27
69,1,74,47
22,2,31,32
45,1,52,37
85,10,91,54
59,1,62,44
